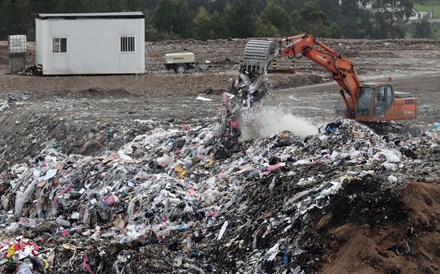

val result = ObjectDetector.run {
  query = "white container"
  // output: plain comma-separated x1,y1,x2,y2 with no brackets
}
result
35,12,145,75
8,35,27,54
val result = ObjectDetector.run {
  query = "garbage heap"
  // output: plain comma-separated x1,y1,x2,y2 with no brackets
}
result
1,113,439,273
0,90,165,173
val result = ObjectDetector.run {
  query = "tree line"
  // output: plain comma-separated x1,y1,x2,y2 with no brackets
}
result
0,0,434,41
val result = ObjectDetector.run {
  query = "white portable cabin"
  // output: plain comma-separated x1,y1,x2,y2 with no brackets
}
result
35,12,145,75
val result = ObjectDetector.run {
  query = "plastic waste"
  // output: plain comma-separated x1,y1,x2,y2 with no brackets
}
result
14,179,38,217
217,220,229,240
56,216,71,227
80,255,94,274
16,265,32,274
157,154,173,167
0,114,438,273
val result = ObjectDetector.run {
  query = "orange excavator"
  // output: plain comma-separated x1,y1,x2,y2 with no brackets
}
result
241,34,417,124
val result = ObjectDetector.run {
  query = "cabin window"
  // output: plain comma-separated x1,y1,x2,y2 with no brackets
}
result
357,87,373,116
120,36,135,52
385,85,393,108
374,86,386,116
52,38,67,53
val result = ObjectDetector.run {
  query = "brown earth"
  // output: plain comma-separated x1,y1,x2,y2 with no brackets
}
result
2,38,439,96
321,182,440,274
0,40,322,96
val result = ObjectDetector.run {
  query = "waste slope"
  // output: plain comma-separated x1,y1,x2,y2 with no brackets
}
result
202,120,439,273
0,118,439,273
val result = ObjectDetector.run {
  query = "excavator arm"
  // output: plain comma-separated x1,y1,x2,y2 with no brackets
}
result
242,34,364,119
240,34,417,125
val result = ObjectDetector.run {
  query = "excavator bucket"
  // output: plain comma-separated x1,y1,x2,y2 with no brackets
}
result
241,40,279,74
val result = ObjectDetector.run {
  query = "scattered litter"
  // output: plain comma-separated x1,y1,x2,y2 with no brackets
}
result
196,96,213,102
0,72,439,273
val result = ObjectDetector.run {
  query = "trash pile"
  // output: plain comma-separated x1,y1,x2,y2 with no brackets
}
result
1,69,439,273
1,107,439,273
18,65,43,76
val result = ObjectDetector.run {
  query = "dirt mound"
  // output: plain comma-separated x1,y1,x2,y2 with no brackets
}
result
321,182,440,274
402,182,440,227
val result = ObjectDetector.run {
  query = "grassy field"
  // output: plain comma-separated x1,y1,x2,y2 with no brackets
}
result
409,2,440,39
405,21,440,39
414,3,440,18
431,22,440,38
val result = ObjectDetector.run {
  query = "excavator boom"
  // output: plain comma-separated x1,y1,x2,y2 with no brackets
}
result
242,34,362,118
241,34,416,123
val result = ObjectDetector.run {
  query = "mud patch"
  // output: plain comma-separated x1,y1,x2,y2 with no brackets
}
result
320,181,440,274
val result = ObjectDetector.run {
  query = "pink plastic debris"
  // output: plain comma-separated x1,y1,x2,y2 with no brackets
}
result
229,119,239,129
80,254,94,274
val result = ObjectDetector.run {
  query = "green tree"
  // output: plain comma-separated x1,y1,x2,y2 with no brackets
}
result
210,11,227,38
92,0,107,11
194,6,213,40
0,0,29,40
29,0,58,13
299,0,340,37
154,0,174,32
55,0,93,13
209,0,227,13
143,0,157,10
254,0,268,14
255,18,280,37
193,9,228,39
153,0,193,39
318,0,372,38
259,3,291,35
174,0,194,38
413,19,433,38
370,0,413,38
224,0,257,38
106,0,124,11
281,0,308,13
144,9,166,41
188,0,208,11
123,0,142,11
289,10,302,35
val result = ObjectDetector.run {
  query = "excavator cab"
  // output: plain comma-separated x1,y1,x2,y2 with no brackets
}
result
356,83,417,122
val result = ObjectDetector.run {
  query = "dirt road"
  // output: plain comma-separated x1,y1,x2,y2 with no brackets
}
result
272,72,440,125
